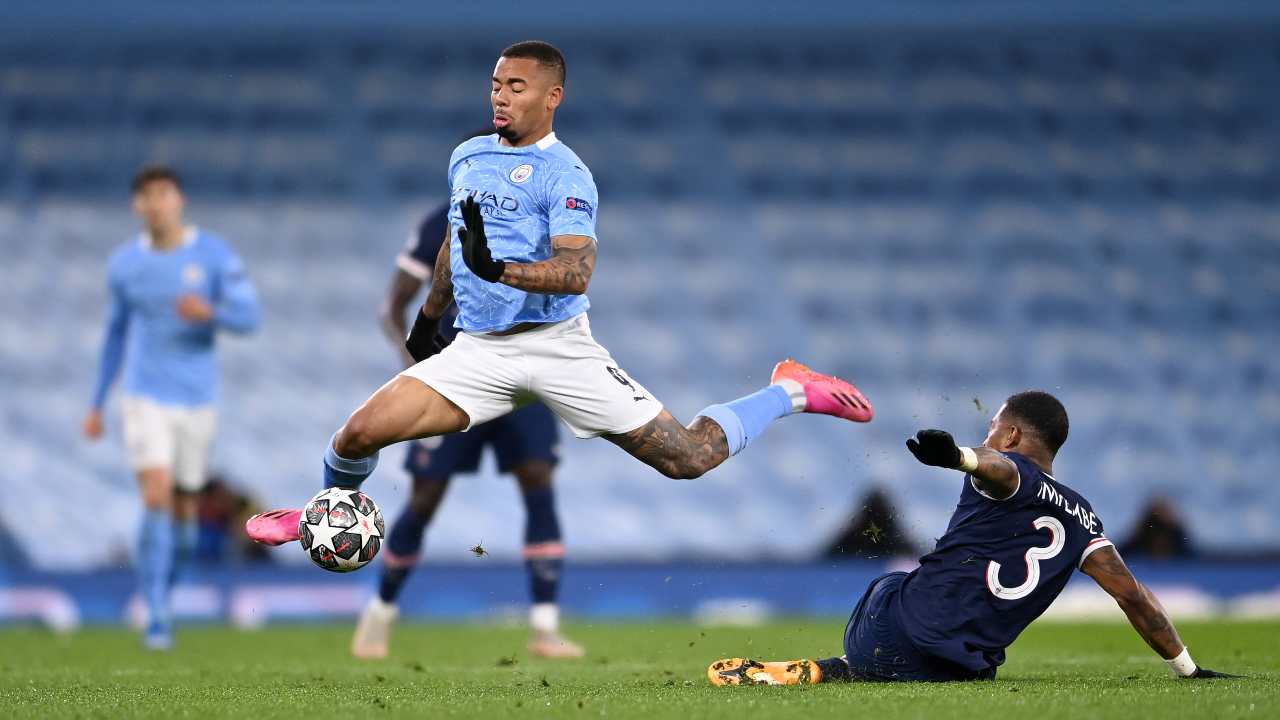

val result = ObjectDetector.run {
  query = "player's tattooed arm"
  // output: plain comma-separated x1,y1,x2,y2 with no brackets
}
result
499,234,597,295
456,195,595,293
1082,546,1185,660
420,229,455,320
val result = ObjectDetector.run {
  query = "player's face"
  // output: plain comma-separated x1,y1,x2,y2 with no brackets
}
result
131,180,185,231
982,404,1019,451
491,56,562,143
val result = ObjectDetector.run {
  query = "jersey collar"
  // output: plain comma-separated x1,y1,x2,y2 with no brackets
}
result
139,225,197,251
494,132,559,152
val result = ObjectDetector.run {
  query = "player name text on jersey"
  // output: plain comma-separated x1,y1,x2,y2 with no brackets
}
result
1037,481,1100,534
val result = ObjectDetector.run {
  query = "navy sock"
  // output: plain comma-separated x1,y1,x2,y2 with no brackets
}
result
378,567,411,605
378,504,431,603
522,486,564,605
323,433,380,489
816,656,851,682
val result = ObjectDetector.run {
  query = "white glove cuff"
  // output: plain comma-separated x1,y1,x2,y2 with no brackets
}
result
1166,648,1196,677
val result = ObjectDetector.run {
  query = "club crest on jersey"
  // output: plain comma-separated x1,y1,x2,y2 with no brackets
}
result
510,164,534,184
565,197,593,217
182,263,205,287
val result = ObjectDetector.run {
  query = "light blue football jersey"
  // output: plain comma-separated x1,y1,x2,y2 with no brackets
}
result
91,227,261,408
446,132,597,333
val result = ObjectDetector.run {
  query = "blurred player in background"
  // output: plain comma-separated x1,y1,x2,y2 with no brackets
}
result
247,41,871,567
84,166,261,649
708,392,1236,685
351,197,583,659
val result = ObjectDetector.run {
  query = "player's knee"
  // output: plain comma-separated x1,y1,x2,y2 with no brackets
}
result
676,465,709,480
335,417,380,458
141,491,173,510
407,479,446,517
514,461,554,492
172,491,198,520
138,469,174,509
407,495,433,517
658,458,707,481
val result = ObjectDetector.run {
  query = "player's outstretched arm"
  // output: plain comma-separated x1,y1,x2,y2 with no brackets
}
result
906,429,1019,500
456,195,595,294
1082,545,1239,679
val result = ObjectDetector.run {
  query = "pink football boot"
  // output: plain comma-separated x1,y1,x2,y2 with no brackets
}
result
771,358,873,423
245,509,303,546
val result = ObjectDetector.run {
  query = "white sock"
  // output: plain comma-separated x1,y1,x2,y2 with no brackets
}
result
773,379,807,413
530,603,559,634
369,597,399,618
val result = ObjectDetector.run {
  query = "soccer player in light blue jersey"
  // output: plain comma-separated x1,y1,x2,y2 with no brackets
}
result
247,42,872,561
84,166,261,649
352,197,584,660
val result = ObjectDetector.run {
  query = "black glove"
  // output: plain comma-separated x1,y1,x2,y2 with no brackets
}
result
405,310,448,363
906,429,963,468
1188,667,1243,679
458,196,506,283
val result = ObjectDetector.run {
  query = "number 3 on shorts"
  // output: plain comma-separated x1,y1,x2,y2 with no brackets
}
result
986,516,1066,600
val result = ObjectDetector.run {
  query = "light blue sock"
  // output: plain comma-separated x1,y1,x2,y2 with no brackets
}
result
697,384,796,456
138,508,174,632
324,433,380,489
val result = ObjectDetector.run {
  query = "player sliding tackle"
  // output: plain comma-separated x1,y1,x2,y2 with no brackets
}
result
709,391,1237,685
246,40,872,546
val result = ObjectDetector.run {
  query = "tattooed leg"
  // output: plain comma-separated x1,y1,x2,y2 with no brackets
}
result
604,410,730,480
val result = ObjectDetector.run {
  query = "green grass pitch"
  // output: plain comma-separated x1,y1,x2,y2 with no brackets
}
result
1,619,1275,719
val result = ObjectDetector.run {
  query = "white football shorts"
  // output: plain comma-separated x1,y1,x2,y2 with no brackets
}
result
401,314,663,439
121,395,217,492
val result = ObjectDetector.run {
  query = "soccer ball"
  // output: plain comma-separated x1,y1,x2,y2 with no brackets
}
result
298,487,385,573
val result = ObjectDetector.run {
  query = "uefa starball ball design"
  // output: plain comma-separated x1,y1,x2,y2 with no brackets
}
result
298,487,385,572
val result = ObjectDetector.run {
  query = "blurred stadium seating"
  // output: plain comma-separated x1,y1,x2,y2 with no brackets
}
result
1,25,1278,569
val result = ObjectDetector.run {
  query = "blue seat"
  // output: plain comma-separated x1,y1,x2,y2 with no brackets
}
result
3,29,1280,565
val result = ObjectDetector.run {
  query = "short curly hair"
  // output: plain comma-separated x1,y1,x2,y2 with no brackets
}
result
501,40,566,86
1004,390,1069,454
